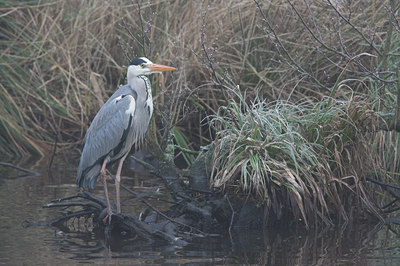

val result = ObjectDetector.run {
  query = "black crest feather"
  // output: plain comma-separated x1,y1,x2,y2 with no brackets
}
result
129,58,146,66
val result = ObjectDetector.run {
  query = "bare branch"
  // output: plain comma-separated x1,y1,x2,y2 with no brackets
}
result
326,0,382,57
254,0,329,91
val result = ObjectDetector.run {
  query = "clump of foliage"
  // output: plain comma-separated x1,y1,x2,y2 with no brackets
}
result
210,88,380,227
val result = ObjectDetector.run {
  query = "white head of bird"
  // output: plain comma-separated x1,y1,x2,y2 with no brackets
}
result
127,57,176,78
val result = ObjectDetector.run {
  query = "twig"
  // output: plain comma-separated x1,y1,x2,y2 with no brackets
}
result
383,206,400,214
135,0,147,57
50,193,82,203
366,176,400,190
132,0,154,57
0,162,40,177
289,0,346,58
198,3,228,100
116,36,132,62
79,191,108,207
253,0,328,91
48,132,58,171
326,0,382,57
44,200,103,210
200,6,217,83
226,195,235,244
46,191,107,209
121,183,142,198
382,198,398,210
129,155,158,175
367,176,400,208
47,209,95,226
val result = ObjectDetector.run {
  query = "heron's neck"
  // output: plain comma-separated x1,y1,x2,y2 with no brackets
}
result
128,75,151,101
127,75,153,119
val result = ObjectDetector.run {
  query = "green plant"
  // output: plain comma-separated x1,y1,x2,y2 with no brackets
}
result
210,88,380,227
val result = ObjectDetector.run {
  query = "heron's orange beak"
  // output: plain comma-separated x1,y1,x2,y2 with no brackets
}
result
148,64,176,72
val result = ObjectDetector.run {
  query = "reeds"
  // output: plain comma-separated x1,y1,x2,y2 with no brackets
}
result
1,0,398,157
1,1,124,157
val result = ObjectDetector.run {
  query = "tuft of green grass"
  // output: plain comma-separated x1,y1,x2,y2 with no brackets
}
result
209,88,381,227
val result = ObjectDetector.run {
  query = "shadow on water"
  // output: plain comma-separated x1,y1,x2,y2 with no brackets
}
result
1,154,400,265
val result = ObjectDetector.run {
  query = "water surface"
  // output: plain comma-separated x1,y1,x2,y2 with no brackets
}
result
1,155,400,265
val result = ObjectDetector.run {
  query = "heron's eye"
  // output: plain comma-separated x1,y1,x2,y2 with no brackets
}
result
140,63,145,68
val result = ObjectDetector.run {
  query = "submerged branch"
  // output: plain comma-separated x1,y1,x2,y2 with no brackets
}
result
0,162,40,177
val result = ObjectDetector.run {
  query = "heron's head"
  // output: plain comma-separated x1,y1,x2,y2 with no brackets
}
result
127,57,176,78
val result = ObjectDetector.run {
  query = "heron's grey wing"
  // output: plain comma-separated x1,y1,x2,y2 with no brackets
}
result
81,85,135,147
76,93,136,189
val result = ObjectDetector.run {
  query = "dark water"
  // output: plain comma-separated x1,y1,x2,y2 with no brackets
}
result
1,155,400,265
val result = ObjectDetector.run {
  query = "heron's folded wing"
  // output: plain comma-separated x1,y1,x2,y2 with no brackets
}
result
76,94,136,185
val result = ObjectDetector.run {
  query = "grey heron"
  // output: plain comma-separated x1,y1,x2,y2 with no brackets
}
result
76,57,176,223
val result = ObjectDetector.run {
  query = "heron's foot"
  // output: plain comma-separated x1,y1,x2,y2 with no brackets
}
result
102,207,114,224
103,214,112,224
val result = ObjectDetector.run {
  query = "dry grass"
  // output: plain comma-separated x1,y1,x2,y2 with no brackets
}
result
1,0,396,156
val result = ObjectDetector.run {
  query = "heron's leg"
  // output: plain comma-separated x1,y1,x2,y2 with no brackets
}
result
101,157,112,223
115,153,129,213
